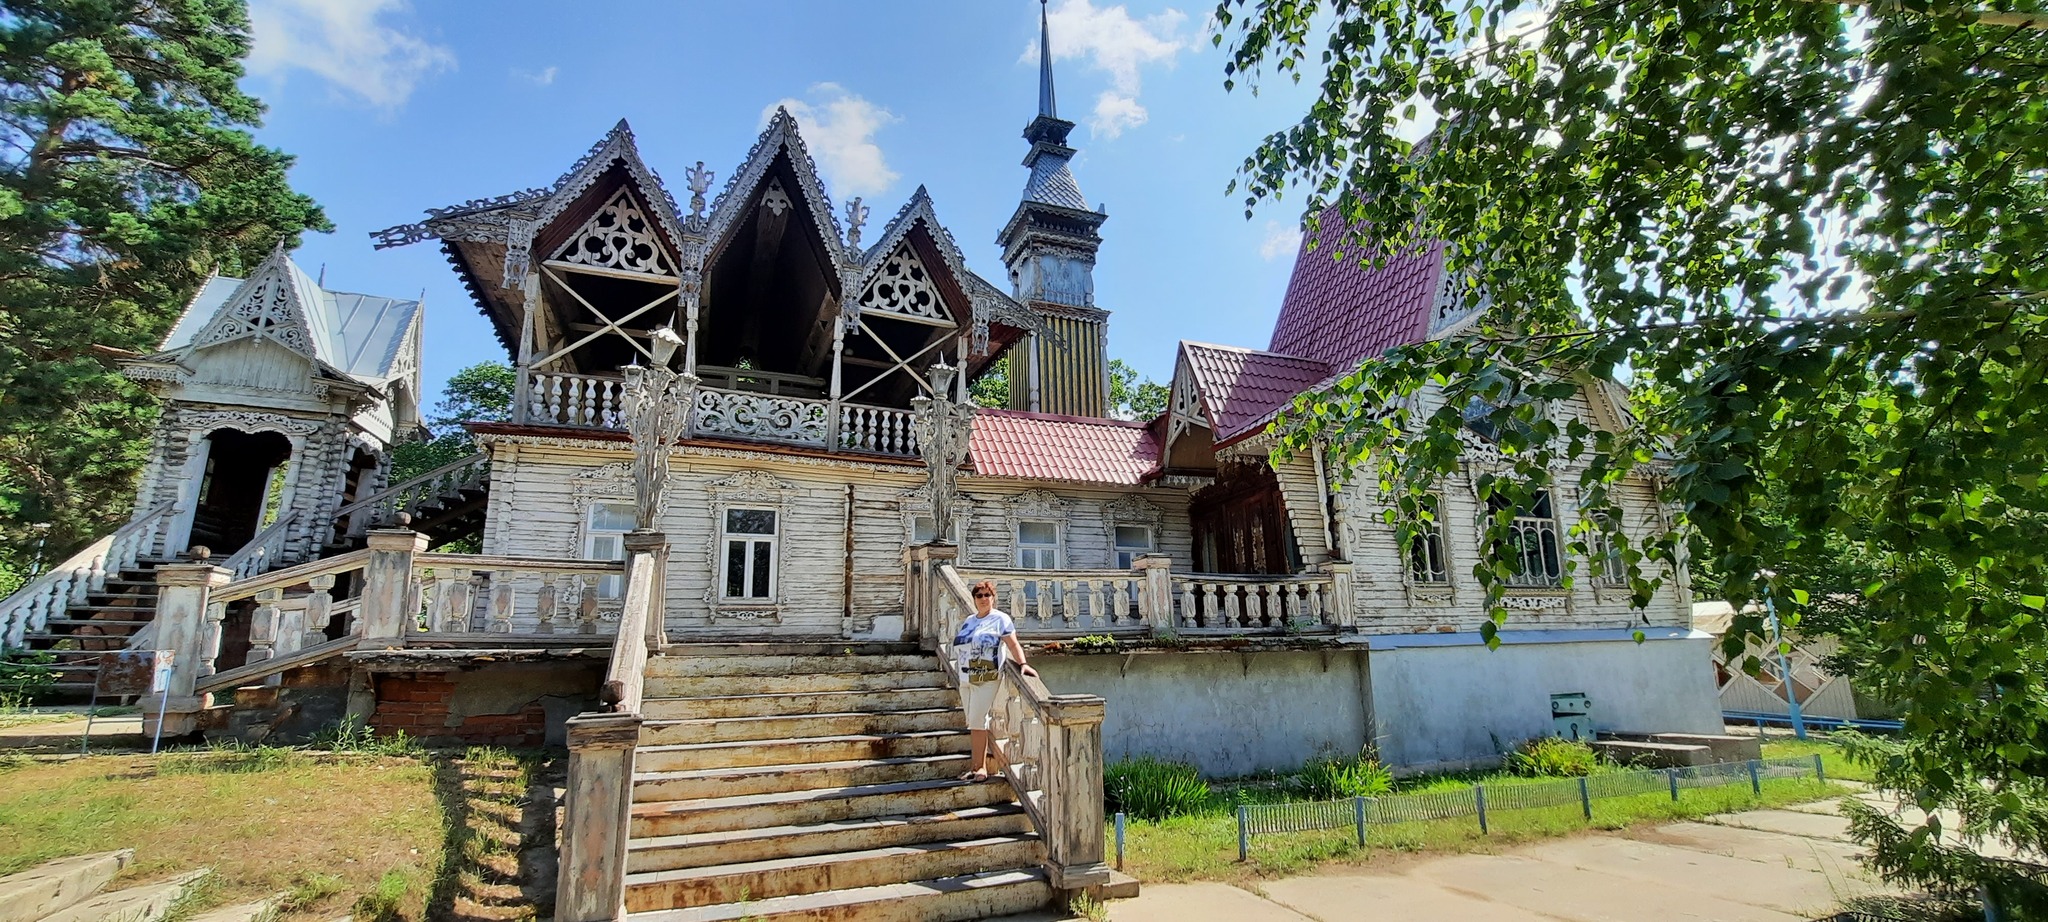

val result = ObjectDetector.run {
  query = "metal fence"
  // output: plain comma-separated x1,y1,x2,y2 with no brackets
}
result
1236,754,1826,859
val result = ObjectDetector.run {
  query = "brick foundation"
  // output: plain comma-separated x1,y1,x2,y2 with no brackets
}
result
367,662,600,747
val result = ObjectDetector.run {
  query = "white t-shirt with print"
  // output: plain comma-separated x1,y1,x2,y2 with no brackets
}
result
954,610,1015,685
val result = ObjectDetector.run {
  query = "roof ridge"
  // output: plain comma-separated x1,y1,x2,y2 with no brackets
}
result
973,407,1150,428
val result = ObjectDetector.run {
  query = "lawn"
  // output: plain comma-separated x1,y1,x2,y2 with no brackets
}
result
1761,736,1878,783
0,745,551,921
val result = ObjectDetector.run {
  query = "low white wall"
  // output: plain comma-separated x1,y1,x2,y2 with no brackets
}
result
1035,649,1371,778
1368,628,1723,771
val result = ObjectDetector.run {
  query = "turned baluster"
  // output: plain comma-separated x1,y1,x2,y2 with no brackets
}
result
547,375,565,423
304,574,336,646
1036,577,1053,628
428,569,457,632
1225,582,1246,629
489,574,515,633
529,374,548,420
536,573,559,634
579,576,600,633
1178,581,1195,629
197,601,228,680
1309,584,1328,625
249,588,282,663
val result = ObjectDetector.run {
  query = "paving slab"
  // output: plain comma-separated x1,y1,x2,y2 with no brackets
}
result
1260,871,1557,922
1104,882,1317,922
1633,821,1871,874
1517,834,1878,915
39,869,209,922
1708,808,1856,841
1414,851,1807,921
0,848,133,922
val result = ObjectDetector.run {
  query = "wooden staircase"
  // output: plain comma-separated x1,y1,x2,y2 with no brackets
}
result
21,564,169,697
325,453,489,554
620,643,1056,921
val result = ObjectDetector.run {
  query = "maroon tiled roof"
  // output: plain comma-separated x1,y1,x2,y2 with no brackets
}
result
969,408,1161,485
1180,342,1333,443
1268,212,1446,370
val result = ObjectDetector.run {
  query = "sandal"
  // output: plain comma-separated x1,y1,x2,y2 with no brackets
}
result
958,768,989,782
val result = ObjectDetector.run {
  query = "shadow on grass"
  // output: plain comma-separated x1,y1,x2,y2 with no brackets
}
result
419,748,561,922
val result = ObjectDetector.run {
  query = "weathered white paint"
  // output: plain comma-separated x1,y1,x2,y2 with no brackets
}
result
1035,650,1372,777
1367,629,1723,771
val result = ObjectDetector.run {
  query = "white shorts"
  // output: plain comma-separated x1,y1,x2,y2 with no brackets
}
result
959,678,1000,730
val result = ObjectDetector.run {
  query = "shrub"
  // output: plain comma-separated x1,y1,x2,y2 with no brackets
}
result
1506,737,1602,777
1105,756,1211,820
1287,752,1393,800
0,649,57,708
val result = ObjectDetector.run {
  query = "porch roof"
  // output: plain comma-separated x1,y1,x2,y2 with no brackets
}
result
1179,342,1333,444
968,408,1160,485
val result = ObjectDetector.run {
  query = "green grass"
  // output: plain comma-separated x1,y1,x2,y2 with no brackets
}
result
1112,775,1846,884
1761,736,1877,783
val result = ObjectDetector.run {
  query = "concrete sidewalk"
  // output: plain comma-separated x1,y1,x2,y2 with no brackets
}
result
1024,798,1898,921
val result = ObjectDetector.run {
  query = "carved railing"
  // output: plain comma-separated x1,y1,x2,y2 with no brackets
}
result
1171,573,1343,633
410,553,625,637
838,403,918,456
185,549,373,697
919,554,1108,893
530,371,628,428
1,502,176,648
691,388,830,447
958,566,1150,636
332,453,490,543
557,531,665,922
222,510,303,581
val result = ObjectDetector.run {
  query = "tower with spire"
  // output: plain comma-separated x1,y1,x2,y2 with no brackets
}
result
999,0,1113,418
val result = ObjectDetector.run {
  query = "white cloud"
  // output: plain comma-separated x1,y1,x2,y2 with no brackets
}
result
767,84,900,199
247,0,455,110
1026,0,1191,139
1259,220,1303,262
515,65,559,86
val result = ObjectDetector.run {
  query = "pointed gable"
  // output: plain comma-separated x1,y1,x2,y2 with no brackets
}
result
1178,342,1334,445
550,186,678,278
157,249,422,386
186,247,325,363
849,187,974,326
704,108,847,271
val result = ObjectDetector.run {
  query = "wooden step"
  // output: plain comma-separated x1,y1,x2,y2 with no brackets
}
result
625,835,1043,910
639,709,961,746
643,687,958,720
20,632,139,645
660,642,921,658
630,777,1008,839
623,867,1052,922
646,653,935,678
64,604,158,614
635,753,973,802
636,730,971,774
628,803,1032,874
646,671,948,699
42,617,152,629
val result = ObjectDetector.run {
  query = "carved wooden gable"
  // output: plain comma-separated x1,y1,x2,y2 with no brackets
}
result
192,266,318,363
552,188,677,277
859,241,952,323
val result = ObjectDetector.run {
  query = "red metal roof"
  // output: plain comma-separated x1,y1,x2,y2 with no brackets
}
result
1180,342,1333,443
1268,212,1446,371
969,408,1161,485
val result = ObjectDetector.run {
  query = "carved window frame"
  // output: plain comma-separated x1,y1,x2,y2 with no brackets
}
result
1005,490,1071,571
704,471,799,623
1101,494,1164,570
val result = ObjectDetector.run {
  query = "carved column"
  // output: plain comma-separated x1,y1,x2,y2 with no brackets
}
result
360,528,429,648
1320,560,1357,631
556,713,643,922
1041,693,1112,893
1133,554,1175,636
148,562,232,737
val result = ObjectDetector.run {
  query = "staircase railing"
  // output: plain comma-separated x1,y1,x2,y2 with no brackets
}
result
331,453,490,543
907,544,1110,894
557,530,666,922
2,502,176,648
221,510,303,581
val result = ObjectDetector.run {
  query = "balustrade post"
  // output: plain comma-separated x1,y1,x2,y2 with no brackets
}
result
556,713,642,922
304,574,335,646
248,588,281,668
1040,693,1112,893
904,543,957,647
624,531,669,649
360,528,429,648
1320,561,1357,631
1133,555,1174,637
148,562,232,738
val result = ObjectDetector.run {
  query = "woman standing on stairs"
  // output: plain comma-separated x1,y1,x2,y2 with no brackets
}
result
956,579,1036,781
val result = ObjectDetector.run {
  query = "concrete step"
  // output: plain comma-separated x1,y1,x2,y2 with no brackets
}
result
636,730,971,773
1591,739,1715,768
187,893,285,922
0,848,131,922
40,869,210,922
628,803,1032,873
640,709,962,746
623,867,1052,922
646,653,935,678
625,834,1042,910
1600,731,1763,763
635,753,974,802
630,777,1010,838
646,671,948,698
643,687,958,720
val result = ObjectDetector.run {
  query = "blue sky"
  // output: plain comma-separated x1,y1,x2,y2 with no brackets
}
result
240,0,1325,400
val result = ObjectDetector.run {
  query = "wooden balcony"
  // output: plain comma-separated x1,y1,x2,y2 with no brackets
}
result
952,557,1357,639
516,372,920,458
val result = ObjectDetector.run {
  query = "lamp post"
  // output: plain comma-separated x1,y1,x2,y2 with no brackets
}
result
620,326,698,531
910,362,973,545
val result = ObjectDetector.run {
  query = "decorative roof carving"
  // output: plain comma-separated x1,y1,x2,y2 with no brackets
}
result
704,469,800,501
703,108,846,270
191,247,320,361
1007,488,1072,519
552,188,678,277
860,242,950,322
1103,494,1164,526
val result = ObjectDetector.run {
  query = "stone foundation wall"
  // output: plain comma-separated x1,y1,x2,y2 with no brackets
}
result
368,662,602,747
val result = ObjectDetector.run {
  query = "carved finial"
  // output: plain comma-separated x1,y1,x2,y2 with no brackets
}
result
845,197,869,250
395,512,413,528
191,545,212,561
685,161,713,220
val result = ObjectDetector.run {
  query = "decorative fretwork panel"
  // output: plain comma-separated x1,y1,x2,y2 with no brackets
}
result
691,389,830,447
860,242,950,321
554,189,676,277
197,276,316,358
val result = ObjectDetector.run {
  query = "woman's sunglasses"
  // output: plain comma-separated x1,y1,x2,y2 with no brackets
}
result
972,592,994,599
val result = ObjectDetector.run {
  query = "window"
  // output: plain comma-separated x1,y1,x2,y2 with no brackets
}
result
1113,525,1154,569
584,503,635,599
1406,495,1450,585
1489,491,1562,588
1017,521,1060,570
1589,512,1627,586
721,508,777,600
